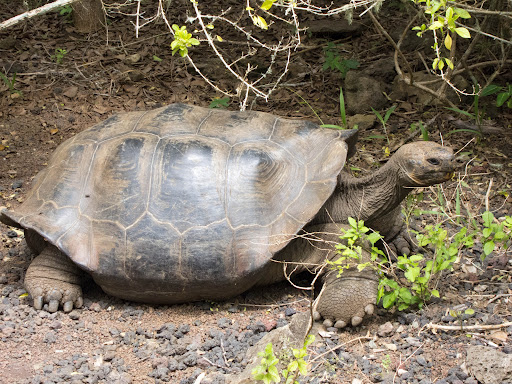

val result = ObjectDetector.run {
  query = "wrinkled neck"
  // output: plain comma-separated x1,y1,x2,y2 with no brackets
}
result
312,158,410,225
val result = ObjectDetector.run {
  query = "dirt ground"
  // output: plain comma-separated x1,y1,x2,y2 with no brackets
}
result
0,1,511,384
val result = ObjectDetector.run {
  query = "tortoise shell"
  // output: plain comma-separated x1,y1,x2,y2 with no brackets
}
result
1,104,356,302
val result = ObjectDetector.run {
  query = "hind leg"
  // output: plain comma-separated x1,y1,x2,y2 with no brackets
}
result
25,245,84,313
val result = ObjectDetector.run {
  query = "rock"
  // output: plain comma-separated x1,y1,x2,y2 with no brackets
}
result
284,307,296,316
63,86,79,98
347,114,376,131
466,345,512,384
68,310,80,320
377,322,394,337
306,18,363,36
344,72,388,114
225,312,311,384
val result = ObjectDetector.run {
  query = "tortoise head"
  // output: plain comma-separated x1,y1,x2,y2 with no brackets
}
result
395,141,455,187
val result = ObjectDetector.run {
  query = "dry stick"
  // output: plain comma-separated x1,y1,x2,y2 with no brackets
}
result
427,322,512,332
309,334,373,363
0,0,78,31
484,179,493,212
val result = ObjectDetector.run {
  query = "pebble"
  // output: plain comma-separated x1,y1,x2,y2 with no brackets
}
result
377,321,394,336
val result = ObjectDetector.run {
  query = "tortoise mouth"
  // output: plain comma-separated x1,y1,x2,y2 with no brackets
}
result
407,170,454,187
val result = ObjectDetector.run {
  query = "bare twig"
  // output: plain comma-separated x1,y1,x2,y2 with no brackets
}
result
309,334,373,363
427,321,512,331
0,0,78,31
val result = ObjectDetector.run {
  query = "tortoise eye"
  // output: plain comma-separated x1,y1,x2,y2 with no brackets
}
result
427,158,440,166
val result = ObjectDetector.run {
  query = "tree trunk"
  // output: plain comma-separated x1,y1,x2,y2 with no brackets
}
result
72,0,104,33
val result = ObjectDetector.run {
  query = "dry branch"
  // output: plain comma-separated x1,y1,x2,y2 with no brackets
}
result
427,321,512,332
0,0,79,31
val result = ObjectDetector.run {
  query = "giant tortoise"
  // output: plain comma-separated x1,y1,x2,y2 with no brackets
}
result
0,103,454,327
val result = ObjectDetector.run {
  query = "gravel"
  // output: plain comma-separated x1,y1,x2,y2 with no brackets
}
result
0,240,511,383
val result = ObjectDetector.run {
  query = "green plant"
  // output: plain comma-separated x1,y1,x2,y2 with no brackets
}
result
371,105,396,145
171,24,200,57
496,84,512,109
381,354,392,372
252,335,315,384
330,217,384,275
480,211,512,259
411,0,471,71
252,343,280,384
58,5,73,17
320,87,356,130
449,307,475,330
52,48,67,64
410,121,430,141
322,42,359,78
331,216,478,311
0,71,22,96
209,97,230,109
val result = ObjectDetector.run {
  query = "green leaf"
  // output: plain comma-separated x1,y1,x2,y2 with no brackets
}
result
482,227,492,238
209,97,230,109
482,211,495,227
444,34,452,50
431,289,440,298
288,360,298,372
497,92,510,107
320,124,345,130
409,254,424,262
454,27,471,38
382,292,398,308
347,217,357,228
367,232,382,245
454,7,471,18
304,334,315,346
269,366,280,382
339,86,347,127
252,15,269,30
481,84,502,97
429,20,444,30
445,7,454,22
404,266,420,282
483,241,495,255
297,359,308,375
153,55,162,62
261,0,275,10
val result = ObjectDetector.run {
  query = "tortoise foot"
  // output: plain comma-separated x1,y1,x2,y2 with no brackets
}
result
314,272,378,328
25,245,84,313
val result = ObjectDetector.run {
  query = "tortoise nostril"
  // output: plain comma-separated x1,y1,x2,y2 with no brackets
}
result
427,158,440,166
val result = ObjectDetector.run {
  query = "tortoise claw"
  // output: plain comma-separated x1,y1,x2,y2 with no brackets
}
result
334,320,347,329
48,300,59,313
323,319,333,328
351,316,363,327
63,301,73,313
33,296,43,310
